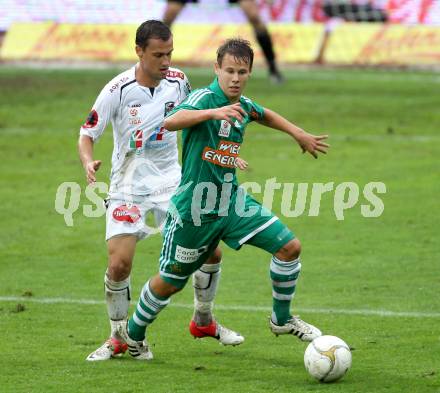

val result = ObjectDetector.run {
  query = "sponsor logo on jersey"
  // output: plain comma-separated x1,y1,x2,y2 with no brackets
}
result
202,140,241,168
112,204,141,223
128,107,141,125
130,129,143,149
82,109,98,129
129,103,141,108
234,120,242,128
249,109,260,120
149,126,166,142
129,118,141,125
218,120,231,137
175,245,208,263
109,76,130,93
166,70,185,80
164,101,175,116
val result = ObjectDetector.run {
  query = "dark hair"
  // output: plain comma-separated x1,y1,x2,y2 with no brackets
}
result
136,20,172,49
216,38,254,71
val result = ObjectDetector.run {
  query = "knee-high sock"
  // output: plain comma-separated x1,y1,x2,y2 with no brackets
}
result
192,262,221,326
270,256,301,325
128,280,170,341
255,29,277,73
104,270,130,336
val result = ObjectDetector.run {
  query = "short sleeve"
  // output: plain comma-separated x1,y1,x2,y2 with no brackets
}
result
179,73,192,103
79,82,118,142
166,68,191,105
248,100,265,122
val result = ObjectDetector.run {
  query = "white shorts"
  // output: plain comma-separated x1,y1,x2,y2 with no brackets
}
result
105,189,175,241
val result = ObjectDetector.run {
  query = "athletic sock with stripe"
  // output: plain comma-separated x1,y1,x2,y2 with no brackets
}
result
128,280,170,341
270,256,301,325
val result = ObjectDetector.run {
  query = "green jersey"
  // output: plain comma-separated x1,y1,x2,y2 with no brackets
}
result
168,78,265,223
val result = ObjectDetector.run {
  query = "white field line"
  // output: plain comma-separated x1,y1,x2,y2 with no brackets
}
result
1,296,439,319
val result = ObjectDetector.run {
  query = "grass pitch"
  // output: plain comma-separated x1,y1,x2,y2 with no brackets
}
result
0,66,439,393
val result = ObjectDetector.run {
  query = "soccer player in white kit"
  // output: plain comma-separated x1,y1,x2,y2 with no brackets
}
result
78,20,243,362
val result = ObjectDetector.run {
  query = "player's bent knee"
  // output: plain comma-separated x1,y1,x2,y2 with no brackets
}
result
205,247,222,264
150,274,181,297
108,256,132,281
108,264,131,281
107,236,136,280
247,15,260,25
242,9,264,28
274,239,301,261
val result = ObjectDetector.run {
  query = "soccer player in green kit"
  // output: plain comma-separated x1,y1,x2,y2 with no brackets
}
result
118,38,330,359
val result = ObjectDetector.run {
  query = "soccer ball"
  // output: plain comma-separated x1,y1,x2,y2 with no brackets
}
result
304,335,352,383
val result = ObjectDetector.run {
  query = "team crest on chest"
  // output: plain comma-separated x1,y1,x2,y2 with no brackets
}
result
128,105,141,125
164,101,175,116
129,129,143,151
218,120,231,137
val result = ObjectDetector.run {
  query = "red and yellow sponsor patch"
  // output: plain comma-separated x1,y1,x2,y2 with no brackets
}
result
202,140,241,168
112,204,141,223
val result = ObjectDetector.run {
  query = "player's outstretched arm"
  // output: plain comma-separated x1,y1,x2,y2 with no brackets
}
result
258,108,329,159
78,135,101,184
164,103,246,131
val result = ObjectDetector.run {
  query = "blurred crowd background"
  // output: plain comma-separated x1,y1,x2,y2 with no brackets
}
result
1,0,439,67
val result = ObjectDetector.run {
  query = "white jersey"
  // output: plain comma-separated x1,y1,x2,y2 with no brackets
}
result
80,65,191,199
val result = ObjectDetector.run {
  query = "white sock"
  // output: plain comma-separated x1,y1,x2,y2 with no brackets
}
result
192,262,221,326
104,270,130,336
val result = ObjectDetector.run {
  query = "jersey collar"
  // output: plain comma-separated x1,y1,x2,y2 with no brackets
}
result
209,77,237,104
134,63,166,92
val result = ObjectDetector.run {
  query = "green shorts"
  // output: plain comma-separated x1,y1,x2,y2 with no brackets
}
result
159,194,295,288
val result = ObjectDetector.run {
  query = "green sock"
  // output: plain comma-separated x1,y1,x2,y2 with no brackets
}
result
128,280,170,341
270,256,301,325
